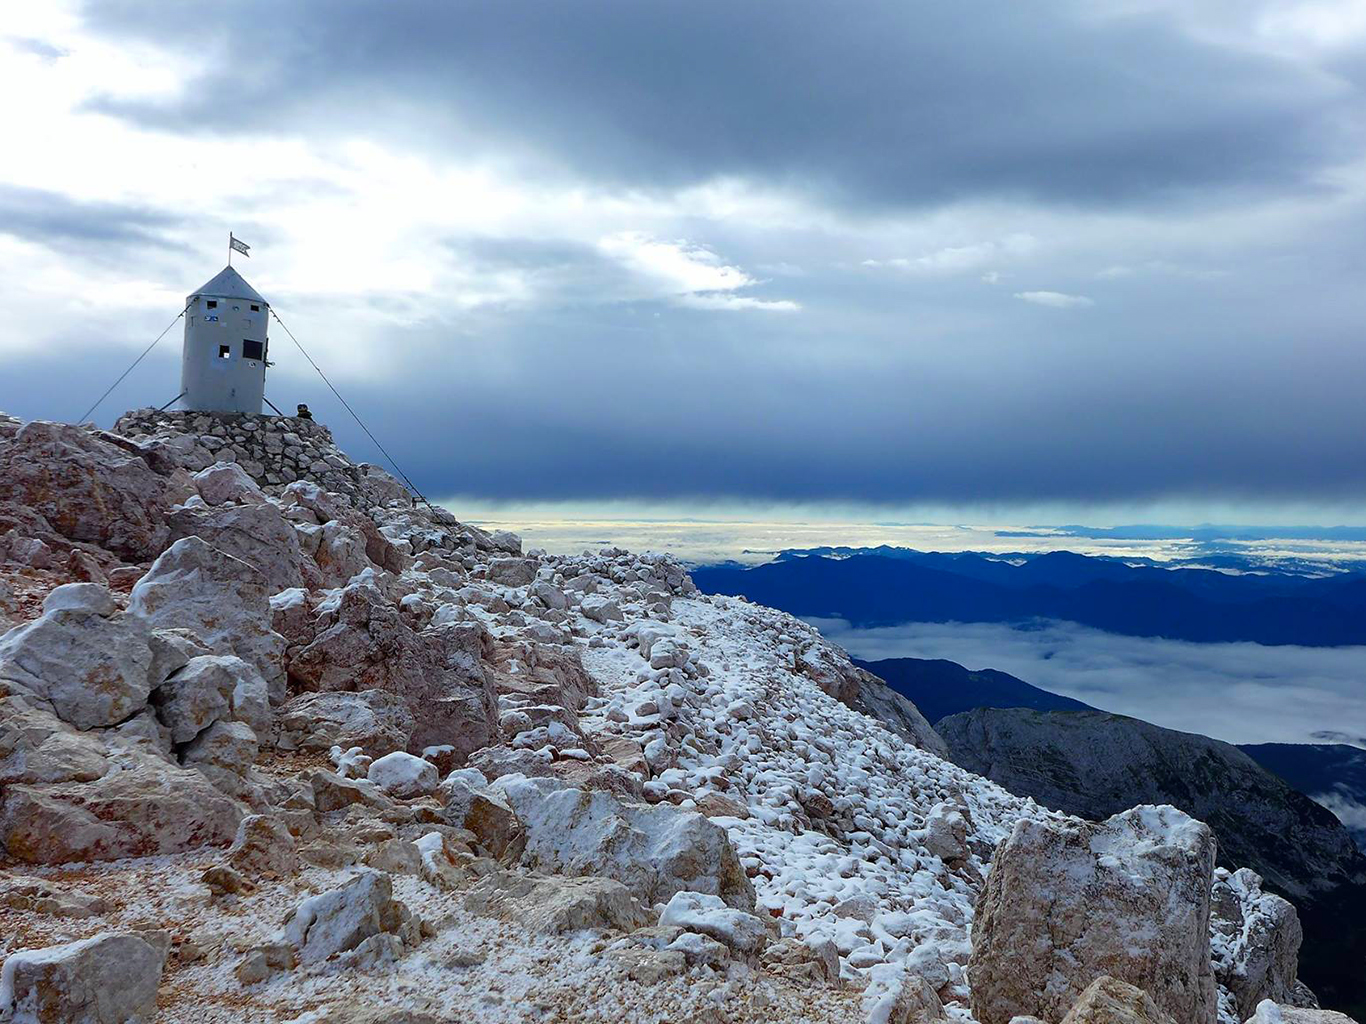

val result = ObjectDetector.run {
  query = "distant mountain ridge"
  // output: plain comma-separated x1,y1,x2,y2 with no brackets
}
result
852,656,1095,724
692,547,1366,646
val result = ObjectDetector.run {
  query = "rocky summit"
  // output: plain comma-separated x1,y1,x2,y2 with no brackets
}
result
0,409,1355,1024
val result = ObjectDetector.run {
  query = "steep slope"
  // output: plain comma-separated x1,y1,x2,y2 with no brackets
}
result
1242,743,1366,852
938,707,1366,1016
853,656,1095,723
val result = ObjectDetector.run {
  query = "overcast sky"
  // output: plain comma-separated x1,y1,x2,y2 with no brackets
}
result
3,2,1365,521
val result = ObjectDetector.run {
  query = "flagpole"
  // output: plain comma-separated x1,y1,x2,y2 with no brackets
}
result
228,232,233,267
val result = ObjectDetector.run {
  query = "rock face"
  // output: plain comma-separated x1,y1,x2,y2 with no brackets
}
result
846,667,949,758
0,605,155,730
495,775,755,910
0,931,167,1023
939,707,1366,1012
1212,868,1307,1021
970,804,1219,1024
0,420,172,560
129,536,287,700
287,580,497,757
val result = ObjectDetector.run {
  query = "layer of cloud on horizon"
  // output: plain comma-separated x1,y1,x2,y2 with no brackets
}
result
812,617,1366,747
2,2,1366,513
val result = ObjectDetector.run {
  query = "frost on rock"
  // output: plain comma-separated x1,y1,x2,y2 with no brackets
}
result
0,931,166,1024
970,804,1219,1024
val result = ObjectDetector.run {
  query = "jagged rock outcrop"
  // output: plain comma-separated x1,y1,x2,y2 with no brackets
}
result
1212,868,1310,1020
970,805,1218,1024
939,707,1366,1012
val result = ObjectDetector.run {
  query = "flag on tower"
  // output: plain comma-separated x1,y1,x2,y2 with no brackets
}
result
229,233,251,257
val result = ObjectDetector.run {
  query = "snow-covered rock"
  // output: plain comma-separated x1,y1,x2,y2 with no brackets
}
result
494,774,755,910
862,960,945,1024
970,804,1219,1024
366,750,439,798
284,870,420,963
658,891,771,954
0,931,167,1023
1212,868,1307,1021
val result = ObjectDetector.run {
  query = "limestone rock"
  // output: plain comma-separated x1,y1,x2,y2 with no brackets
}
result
1,754,243,863
1212,868,1306,1021
1247,1004,1361,1023
0,699,110,785
441,771,521,858
969,805,1218,1024
1059,976,1179,1024
762,937,841,987
465,870,651,934
41,582,117,617
182,719,259,776
366,751,438,799
0,420,172,560
284,870,420,963
0,931,166,1023
276,689,415,757
193,461,266,506
863,961,945,1024
0,606,154,730
152,654,243,743
167,501,310,594
494,774,755,910
288,581,496,756
657,890,770,954
128,537,286,700
227,814,298,878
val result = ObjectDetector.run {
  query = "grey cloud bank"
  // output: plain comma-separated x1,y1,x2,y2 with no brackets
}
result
814,617,1366,746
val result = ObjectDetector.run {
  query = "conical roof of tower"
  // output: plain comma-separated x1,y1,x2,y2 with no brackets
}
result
188,265,267,305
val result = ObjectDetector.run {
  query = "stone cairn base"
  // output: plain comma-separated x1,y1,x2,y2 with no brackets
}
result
113,408,411,509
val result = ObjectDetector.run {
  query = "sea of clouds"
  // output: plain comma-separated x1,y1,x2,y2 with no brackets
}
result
810,617,1366,748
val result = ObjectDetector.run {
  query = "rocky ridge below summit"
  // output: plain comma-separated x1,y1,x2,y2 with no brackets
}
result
0,408,1351,1024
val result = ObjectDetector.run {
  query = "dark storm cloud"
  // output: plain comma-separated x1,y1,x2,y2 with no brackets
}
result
84,1,1355,209
0,185,187,253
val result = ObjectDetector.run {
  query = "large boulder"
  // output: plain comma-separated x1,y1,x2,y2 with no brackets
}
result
969,805,1218,1024
1,752,243,863
288,581,496,756
0,420,172,560
1212,868,1307,1021
465,871,651,934
0,606,154,730
276,689,415,757
167,502,311,594
284,870,420,963
493,774,755,910
0,931,166,1023
128,537,286,700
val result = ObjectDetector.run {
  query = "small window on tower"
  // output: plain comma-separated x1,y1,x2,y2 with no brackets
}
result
250,304,260,312
206,300,217,309
218,344,231,359
242,339,264,361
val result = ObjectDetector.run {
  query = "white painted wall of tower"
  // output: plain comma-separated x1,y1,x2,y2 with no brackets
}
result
180,266,270,414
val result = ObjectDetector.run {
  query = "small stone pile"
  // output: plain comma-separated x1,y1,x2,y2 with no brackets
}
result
113,408,408,507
